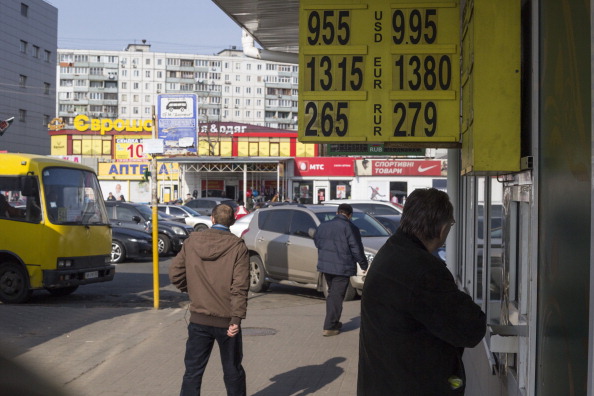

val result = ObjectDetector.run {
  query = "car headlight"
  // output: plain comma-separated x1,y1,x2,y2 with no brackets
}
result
129,238,148,244
172,226,186,235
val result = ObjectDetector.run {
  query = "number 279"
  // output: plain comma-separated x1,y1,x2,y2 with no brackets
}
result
393,101,437,137
304,102,349,137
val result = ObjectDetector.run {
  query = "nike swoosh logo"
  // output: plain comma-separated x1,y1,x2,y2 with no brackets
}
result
417,165,438,173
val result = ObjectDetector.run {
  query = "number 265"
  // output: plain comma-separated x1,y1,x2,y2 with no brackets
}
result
304,102,349,137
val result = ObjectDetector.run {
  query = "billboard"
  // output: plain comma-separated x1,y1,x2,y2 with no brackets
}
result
157,94,198,154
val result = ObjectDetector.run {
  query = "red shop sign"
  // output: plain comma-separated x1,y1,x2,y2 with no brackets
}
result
371,160,444,176
294,157,354,177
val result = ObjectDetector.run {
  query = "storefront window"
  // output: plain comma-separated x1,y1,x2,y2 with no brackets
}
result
293,182,313,204
330,181,351,200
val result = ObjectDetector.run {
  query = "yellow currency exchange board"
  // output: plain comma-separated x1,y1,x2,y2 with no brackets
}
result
298,0,460,146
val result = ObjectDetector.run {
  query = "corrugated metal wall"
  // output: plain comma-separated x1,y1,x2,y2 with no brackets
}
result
538,1,591,395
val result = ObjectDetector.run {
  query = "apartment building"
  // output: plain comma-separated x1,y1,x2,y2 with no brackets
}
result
0,0,57,154
56,43,299,131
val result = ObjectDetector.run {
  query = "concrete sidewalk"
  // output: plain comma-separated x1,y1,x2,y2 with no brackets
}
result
1,292,362,395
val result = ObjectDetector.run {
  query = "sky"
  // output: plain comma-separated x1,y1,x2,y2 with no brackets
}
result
46,0,245,54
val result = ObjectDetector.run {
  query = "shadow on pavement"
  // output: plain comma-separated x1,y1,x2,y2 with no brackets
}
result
251,357,347,396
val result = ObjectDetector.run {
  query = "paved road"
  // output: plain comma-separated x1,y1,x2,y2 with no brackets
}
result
0,258,363,395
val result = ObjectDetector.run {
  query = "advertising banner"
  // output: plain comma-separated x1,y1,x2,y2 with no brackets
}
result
294,157,355,177
157,94,198,154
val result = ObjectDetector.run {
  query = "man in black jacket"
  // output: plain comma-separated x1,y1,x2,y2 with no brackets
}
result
314,203,368,336
358,188,486,395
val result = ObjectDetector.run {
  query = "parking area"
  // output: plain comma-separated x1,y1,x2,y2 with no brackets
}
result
0,277,363,395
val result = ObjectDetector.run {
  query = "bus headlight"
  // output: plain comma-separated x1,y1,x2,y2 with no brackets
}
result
57,259,73,268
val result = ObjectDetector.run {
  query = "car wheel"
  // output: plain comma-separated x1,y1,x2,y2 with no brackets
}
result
322,276,357,301
111,241,126,263
46,286,78,297
249,255,269,293
194,223,209,232
0,261,32,304
158,234,171,256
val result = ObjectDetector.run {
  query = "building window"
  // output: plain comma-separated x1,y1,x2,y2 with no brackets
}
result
44,50,51,62
20,40,27,53
145,70,151,78
32,45,39,58
133,95,139,102
21,3,28,17
144,95,150,102
133,107,139,114
133,83,139,89
121,107,127,114
121,82,127,89
44,82,50,95
157,71,162,78
43,114,50,125
19,75,27,88
18,109,26,122
144,107,151,115
145,58,150,65
121,94,127,101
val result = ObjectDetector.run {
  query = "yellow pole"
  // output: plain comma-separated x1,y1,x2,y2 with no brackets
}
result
152,108,160,309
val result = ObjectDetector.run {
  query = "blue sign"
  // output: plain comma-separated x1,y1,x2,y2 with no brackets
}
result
157,94,198,154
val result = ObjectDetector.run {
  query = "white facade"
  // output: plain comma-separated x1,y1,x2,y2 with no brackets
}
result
56,44,299,130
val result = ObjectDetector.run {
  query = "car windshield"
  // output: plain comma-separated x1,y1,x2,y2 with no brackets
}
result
136,204,171,221
181,206,202,216
222,200,238,209
314,211,390,237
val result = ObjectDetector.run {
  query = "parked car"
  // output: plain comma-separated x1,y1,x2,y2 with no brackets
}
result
158,203,254,236
111,226,152,264
157,204,213,231
242,205,391,300
322,199,403,215
185,197,238,216
104,201,193,256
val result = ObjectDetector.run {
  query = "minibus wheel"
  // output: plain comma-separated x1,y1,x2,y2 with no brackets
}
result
0,261,32,304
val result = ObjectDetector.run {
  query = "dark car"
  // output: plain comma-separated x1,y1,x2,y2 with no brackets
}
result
373,214,401,234
104,201,193,256
111,226,152,264
184,197,238,216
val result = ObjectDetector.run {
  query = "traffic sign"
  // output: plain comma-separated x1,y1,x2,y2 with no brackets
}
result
298,0,460,146
157,94,198,154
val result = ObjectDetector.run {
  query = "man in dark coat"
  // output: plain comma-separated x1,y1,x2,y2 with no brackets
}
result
315,203,368,336
358,188,486,395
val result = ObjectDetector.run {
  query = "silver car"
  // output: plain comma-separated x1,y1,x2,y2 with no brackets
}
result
242,205,390,300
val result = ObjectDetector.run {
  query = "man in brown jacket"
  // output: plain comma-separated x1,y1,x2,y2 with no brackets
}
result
169,203,250,396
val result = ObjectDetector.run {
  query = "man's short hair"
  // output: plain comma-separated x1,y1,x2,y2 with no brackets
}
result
337,203,353,216
399,188,453,241
212,203,235,227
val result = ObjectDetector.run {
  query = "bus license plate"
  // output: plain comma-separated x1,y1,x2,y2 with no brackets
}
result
85,271,99,279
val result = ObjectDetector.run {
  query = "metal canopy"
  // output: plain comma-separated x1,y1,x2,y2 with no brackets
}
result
159,156,291,173
212,0,300,53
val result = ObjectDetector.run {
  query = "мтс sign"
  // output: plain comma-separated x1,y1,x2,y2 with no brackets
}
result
298,0,460,146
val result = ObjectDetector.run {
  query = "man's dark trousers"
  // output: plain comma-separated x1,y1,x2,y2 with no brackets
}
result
180,322,246,396
323,273,350,330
